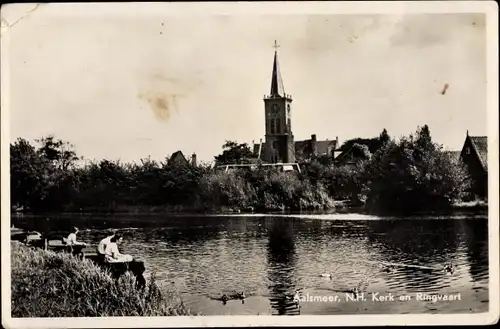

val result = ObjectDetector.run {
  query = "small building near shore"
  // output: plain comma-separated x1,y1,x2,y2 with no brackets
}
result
334,143,372,167
167,151,197,167
459,132,488,200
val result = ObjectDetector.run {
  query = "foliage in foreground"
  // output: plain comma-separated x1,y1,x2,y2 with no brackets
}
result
11,242,190,317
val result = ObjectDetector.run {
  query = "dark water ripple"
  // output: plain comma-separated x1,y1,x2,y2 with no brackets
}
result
12,213,489,315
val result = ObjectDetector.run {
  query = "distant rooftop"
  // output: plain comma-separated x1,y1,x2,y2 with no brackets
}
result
469,136,488,171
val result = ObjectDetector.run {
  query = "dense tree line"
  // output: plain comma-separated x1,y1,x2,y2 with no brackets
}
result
10,126,471,214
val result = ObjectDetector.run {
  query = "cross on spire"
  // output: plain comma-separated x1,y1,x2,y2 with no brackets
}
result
269,40,285,97
273,40,280,51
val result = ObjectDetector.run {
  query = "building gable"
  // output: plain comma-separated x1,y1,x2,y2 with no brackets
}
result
460,135,488,172
167,150,189,167
459,134,488,199
469,136,488,171
334,144,371,166
316,140,338,157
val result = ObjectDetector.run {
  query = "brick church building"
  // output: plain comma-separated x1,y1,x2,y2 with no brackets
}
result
252,42,338,164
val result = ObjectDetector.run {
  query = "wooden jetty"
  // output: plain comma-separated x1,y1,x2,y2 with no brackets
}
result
11,228,146,288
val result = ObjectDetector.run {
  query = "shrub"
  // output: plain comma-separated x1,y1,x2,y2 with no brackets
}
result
363,126,470,212
198,170,255,210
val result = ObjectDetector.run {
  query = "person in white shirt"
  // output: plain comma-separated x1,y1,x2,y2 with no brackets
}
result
65,227,86,246
97,232,115,255
104,234,133,263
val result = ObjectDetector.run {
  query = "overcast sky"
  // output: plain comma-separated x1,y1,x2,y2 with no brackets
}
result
3,4,488,163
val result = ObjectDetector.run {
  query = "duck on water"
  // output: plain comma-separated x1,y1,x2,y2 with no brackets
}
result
318,262,455,297
211,292,246,305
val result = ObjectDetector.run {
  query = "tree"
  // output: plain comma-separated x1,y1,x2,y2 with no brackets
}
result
214,141,254,165
363,125,470,213
10,138,41,210
10,136,81,211
378,128,390,147
352,143,371,160
322,164,366,203
339,138,377,152
36,135,80,170
339,128,391,155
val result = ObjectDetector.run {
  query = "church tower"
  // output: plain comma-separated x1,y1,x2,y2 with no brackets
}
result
263,41,296,164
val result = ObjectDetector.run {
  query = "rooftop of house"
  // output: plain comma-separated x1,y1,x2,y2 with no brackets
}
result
167,150,188,166
252,137,339,159
170,150,184,158
469,136,488,171
334,143,372,164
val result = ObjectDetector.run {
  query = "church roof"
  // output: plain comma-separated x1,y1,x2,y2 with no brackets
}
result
270,50,286,97
469,136,488,171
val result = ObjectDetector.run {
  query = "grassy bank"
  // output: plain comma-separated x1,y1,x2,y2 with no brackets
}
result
10,242,190,317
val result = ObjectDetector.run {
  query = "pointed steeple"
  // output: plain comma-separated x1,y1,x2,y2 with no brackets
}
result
270,40,285,97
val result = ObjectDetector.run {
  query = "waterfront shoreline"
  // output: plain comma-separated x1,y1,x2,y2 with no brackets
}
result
10,201,487,219
10,242,190,317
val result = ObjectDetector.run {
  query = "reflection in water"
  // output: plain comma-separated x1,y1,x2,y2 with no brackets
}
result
266,218,300,315
11,213,489,315
366,220,461,292
461,220,489,284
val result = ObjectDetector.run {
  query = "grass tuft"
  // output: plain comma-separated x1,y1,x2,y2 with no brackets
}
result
11,242,191,317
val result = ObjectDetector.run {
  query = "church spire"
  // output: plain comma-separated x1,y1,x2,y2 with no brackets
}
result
270,40,286,97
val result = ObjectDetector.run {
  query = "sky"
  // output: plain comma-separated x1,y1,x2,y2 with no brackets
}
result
3,4,488,164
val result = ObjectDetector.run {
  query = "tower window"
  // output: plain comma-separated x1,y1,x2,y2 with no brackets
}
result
466,147,470,155
276,118,281,134
270,119,275,134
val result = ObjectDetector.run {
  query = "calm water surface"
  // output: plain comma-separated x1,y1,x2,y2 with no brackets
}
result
13,212,489,315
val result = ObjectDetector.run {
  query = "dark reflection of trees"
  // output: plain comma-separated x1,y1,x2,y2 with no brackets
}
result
366,219,460,291
13,215,231,248
266,218,300,315
12,215,72,238
461,219,489,284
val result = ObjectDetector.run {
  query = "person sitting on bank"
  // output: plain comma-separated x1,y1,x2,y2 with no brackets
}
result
104,234,133,263
97,231,116,255
65,227,87,246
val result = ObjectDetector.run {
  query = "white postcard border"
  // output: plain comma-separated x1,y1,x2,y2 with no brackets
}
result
1,1,498,328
